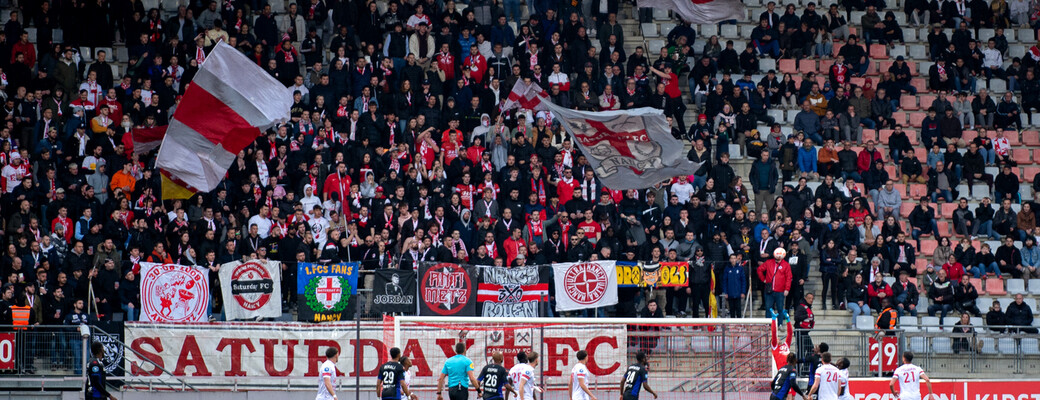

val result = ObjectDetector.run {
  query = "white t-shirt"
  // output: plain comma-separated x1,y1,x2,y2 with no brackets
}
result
508,363,536,400
309,216,330,247
813,364,846,400
570,363,591,400
317,359,337,400
893,363,925,400
837,369,854,400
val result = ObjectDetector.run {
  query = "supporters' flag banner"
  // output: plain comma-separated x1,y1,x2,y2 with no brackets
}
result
155,41,292,199
636,0,746,24
500,79,549,112
139,263,210,323
541,101,701,190
616,262,690,287
92,320,124,386
297,262,360,322
477,266,548,318
708,268,718,318
418,262,478,316
372,269,417,315
218,260,282,320
121,126,167,155
553,261,618,312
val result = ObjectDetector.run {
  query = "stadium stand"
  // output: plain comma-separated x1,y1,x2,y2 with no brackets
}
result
0,0,1037,385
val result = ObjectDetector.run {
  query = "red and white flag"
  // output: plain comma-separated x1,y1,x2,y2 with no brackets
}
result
155,41,291,199
637,0,746,24
553,261,618,312
541,101,701,190
500,79,549,112
122,125,168,156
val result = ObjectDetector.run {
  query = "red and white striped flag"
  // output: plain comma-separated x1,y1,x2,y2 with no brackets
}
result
637,0,746,24
155,42,291,199
500,79,549,112
122,125,168,156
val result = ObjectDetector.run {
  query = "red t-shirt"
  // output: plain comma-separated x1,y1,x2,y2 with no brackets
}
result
664,72,680,98
578,220,601,239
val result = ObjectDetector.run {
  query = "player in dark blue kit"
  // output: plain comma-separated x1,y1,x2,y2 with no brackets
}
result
619,351,657,400
377,347,414,400
770,353,807,400
478,352,515,400
86,342,116,400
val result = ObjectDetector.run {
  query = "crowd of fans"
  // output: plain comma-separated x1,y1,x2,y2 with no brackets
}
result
0,0,1034,350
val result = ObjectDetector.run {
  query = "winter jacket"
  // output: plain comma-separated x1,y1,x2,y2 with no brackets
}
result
721,264,748,298
757,258,793,293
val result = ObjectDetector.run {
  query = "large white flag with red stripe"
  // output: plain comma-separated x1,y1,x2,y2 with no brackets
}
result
541,101,701,190
637,0,746,24
155,41,291,199
500,79,549,112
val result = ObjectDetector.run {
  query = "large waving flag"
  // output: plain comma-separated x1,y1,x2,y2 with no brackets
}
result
122,125,168,156
500,79,549,112
155,41,291,199
637,0,746,24
540,101,701,190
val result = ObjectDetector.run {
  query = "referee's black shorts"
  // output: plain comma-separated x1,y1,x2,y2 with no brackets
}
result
448,385,469,400
622,394,639,400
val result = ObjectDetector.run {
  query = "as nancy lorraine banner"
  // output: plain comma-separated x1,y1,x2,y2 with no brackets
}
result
219,260,282,320
139,263,210,323
616,262,690,287
540,101,701,190
297,262,360,322
552,261,618,312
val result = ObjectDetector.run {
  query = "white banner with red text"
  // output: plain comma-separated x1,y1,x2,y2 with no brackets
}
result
123,322,627,386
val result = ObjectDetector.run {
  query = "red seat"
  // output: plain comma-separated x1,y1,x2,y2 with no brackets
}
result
908,183,928,199
962,130,979,142
985,278,1007,295
850,77,866,88
940,203,957,217
862,129,877,142
779,59,797,74
799,59,816,73
970,278,984,294
1013,148,1033,163
879,129,894,144
917,94,937,109
915,259,929,274
819,59,834,72
884,164,898,178
914,147,927,160
920,239,938,255
900,202,915,217
911,78,927,93
1006,131,1021,145
1022,130,1040,146
900,95,919,110
832,43,844,57
936,220,950,236
892,112,907,126
909,112,926,128
1023,167,1040,182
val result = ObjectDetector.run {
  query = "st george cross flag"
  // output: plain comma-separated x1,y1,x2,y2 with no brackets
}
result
637,0,746,24
500,79,549,112
552,261,618,312
541,101,701,190
155,41,291,199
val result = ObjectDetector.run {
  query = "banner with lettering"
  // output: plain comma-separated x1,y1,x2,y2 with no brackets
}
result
372,269,417,315
219,260,282,320
477,266,548,318
297,262,360,322
616,262,690,287
139,262,210,322
553,261,618,312
418,262,478,316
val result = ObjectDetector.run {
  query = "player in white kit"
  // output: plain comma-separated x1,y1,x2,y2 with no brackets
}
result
807,352,845,400
568,350,598,400
508,351,540,400
836,358,854,400
317,347,339,400
890,352,931,400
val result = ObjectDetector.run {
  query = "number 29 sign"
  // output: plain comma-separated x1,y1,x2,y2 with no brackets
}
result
869,336,899,373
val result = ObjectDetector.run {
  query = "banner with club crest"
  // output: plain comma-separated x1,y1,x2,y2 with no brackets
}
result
476,266,548,318
297,262,360,322
139,262,210,322
219,260,282,320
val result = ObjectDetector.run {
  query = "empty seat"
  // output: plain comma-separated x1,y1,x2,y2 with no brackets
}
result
641,23,658,37
856,315,874,330
900,316,919,332
920,316,941,331
1007,279,1027,294
1022,338,1040,355
979,337,998,354
986,279,1007,295
932,337,954,354
998,337,1018,354
721,25,738,38
1028,280,1040,295
908,336,928,353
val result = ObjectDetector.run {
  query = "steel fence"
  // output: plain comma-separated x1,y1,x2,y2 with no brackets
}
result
3,325,88,376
